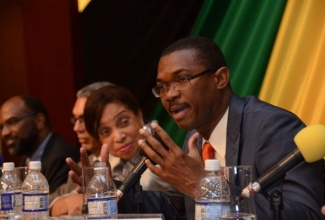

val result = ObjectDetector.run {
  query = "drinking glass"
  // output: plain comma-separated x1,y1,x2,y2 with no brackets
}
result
220,166,257,220
81,167,94,214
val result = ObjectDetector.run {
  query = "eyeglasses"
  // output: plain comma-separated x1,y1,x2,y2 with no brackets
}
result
152,68,217,98
0,114,34,131
70,116,84,125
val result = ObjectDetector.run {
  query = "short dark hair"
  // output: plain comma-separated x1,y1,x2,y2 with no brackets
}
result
84,85,143,139
161,36,227,70
20,96,50,126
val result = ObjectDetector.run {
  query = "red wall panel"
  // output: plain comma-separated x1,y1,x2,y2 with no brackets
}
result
0,0,81,164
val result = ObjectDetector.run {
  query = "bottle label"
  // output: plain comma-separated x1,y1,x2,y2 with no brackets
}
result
87,197,118,215
0,193,14,211
195,201,230,219
14,191,22,207
22,193,49,212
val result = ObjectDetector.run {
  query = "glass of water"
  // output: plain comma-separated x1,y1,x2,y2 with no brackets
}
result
81,166,94,214
220,166,257,220
219,212,256,220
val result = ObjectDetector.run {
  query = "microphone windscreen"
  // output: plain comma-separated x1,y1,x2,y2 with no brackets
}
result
294,124,325,162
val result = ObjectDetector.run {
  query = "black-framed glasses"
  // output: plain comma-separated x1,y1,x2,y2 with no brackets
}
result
152,68,217,98
70,116,85,125
0,114,34,131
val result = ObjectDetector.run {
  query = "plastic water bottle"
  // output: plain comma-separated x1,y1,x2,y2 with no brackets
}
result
0,162,16,218
86,163,118,216
22,161,49,220
13,167,23,215
195,159,230,220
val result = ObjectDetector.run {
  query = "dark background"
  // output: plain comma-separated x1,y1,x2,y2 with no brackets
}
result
0,0,204,164
81,0,204,118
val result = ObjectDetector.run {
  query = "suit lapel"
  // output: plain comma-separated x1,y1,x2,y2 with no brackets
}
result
226,95,245,166
197,135,203,154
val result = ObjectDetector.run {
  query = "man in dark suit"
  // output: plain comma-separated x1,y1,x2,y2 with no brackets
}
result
0,95,79,193
66,36,324,219
136,36,324,219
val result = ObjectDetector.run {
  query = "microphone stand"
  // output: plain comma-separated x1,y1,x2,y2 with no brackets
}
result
133,179,143,213
269,179,283,220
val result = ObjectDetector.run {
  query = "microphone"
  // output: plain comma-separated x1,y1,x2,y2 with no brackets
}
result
241,124,325,198
116,155,147,200
116,121,166,200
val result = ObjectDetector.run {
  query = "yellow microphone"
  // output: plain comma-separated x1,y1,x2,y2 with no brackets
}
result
294,124,325,162
241,124,325,198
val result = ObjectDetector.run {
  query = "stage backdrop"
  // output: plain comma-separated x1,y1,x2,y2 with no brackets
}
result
151,0,325,147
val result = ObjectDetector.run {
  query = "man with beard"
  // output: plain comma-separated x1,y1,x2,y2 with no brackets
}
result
0,95,79,194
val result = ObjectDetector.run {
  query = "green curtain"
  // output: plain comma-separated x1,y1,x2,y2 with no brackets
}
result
150,0,287,146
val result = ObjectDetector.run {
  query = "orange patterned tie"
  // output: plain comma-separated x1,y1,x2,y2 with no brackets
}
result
202,142,215,162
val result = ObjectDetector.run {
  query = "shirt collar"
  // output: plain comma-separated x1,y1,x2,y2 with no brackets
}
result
203,107,229,158
30,132,53,161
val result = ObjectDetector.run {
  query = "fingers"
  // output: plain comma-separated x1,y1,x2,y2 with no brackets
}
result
100,143,113,176
66,157,83,187
75,186,82,194
138,139,163,165
138,122,179,165
100,143,109,163
188,132,201,157
150,121,179,151
80,147,90,167
66,157,82,177
144,158,161,176
187,132,204,167
69,170,82,187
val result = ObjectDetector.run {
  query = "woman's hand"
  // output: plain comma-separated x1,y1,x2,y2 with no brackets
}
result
50,193,83,216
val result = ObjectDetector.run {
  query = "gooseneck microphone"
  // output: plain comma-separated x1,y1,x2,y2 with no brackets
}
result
116,155,147,200
241,124,325,198
117,121,165,201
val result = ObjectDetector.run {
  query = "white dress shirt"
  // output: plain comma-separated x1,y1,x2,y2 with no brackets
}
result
202,108,229,167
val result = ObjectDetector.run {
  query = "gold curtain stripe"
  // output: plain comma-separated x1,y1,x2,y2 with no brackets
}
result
259,0,325,125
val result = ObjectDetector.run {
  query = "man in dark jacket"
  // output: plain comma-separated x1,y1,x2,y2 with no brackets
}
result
137,36,324,220
68,36,324,220
0,95,79,193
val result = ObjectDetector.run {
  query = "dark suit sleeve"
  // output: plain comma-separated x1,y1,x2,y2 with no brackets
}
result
41,134,80,194
244,109,324,220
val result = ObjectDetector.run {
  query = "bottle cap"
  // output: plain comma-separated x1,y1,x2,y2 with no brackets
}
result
94,161,108,171
94,166,108,171
3,162,15,171
204,159,220,171
29,161,42,170
94,161,106,168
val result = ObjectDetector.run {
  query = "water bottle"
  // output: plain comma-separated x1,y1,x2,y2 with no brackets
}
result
0,162,16,218
86,163,118,216
13,167,23,215
22,161,49,220
195,159,230,220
